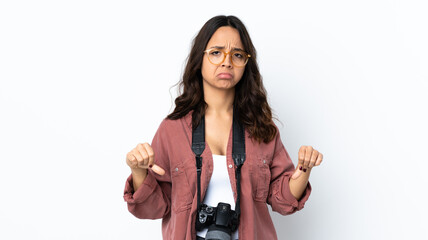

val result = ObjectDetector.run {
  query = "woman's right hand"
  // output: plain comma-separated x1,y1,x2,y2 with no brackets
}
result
126,143,166,176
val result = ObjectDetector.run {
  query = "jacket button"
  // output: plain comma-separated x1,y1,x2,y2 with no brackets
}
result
228,164,233,168
175,168,179,172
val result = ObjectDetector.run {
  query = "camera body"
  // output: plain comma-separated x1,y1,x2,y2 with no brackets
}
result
196,202,238,239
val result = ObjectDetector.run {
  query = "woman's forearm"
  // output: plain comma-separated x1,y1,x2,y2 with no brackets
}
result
132,169,148,191
288,168,311,200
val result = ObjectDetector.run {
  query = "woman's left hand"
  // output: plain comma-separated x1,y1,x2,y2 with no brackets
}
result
291,146,323,179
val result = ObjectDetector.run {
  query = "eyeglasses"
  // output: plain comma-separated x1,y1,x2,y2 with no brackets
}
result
203,48,251,68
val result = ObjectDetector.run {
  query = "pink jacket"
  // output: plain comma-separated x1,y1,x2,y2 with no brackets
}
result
123,110,311,240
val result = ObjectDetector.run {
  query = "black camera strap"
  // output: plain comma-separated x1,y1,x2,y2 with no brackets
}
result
192,106,246,230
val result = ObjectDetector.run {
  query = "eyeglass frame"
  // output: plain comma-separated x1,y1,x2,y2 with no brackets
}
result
203,48,251,68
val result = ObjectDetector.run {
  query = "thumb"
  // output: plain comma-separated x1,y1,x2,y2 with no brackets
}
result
150,164,166,176
291,165,302,180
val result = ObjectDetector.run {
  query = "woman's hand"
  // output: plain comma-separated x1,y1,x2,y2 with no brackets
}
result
291,145,323,179
126,143,165,176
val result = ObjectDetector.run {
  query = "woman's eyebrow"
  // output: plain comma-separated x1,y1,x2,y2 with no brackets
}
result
209,46,245,52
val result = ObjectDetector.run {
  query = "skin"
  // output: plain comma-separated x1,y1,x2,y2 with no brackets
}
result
126,26,323,200
201,26,245,96
290,146,323,200
201,26,246,156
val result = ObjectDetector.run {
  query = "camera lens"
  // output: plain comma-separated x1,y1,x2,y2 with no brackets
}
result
205,225,232,240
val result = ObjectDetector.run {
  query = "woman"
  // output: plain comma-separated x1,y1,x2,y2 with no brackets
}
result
123,15,323,240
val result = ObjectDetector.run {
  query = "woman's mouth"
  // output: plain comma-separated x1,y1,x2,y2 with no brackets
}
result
217,73,233,79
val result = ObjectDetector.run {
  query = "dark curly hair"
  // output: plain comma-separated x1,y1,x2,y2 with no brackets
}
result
167,15,278,144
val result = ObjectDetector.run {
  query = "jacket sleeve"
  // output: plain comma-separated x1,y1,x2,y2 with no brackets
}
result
267,125,312,215
123,119,172,219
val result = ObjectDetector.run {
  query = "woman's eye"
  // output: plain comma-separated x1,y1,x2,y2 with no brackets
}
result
234,53,243,58
210,51,221,55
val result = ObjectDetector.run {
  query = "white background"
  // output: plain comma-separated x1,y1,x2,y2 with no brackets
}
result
1,0,427,239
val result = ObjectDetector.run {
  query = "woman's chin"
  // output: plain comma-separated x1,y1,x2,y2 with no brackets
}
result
215,85,235,90
216,81,237,89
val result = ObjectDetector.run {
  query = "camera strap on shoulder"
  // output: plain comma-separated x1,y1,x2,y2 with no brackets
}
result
192,105,246,230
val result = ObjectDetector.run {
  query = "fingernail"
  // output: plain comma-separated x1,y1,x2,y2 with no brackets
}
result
299,166,303,170
303,168,307,172
149,164,153,168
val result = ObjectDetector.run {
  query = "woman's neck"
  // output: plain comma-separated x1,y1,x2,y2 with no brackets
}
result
203,86,234,117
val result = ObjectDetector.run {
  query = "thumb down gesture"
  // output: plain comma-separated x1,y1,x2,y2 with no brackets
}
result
126,143,165,176
291,146,323,180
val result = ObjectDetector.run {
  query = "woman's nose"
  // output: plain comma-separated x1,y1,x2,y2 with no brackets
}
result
221,53,233,68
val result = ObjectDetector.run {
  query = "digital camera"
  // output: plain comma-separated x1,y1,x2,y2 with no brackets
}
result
196,202,238,240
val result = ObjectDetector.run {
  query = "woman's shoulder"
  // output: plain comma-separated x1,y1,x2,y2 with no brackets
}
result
156,110,193,134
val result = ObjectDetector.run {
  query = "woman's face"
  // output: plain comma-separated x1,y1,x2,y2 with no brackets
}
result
201,26,246,91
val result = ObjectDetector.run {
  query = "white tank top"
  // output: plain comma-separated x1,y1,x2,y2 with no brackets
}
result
196,154,239,239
